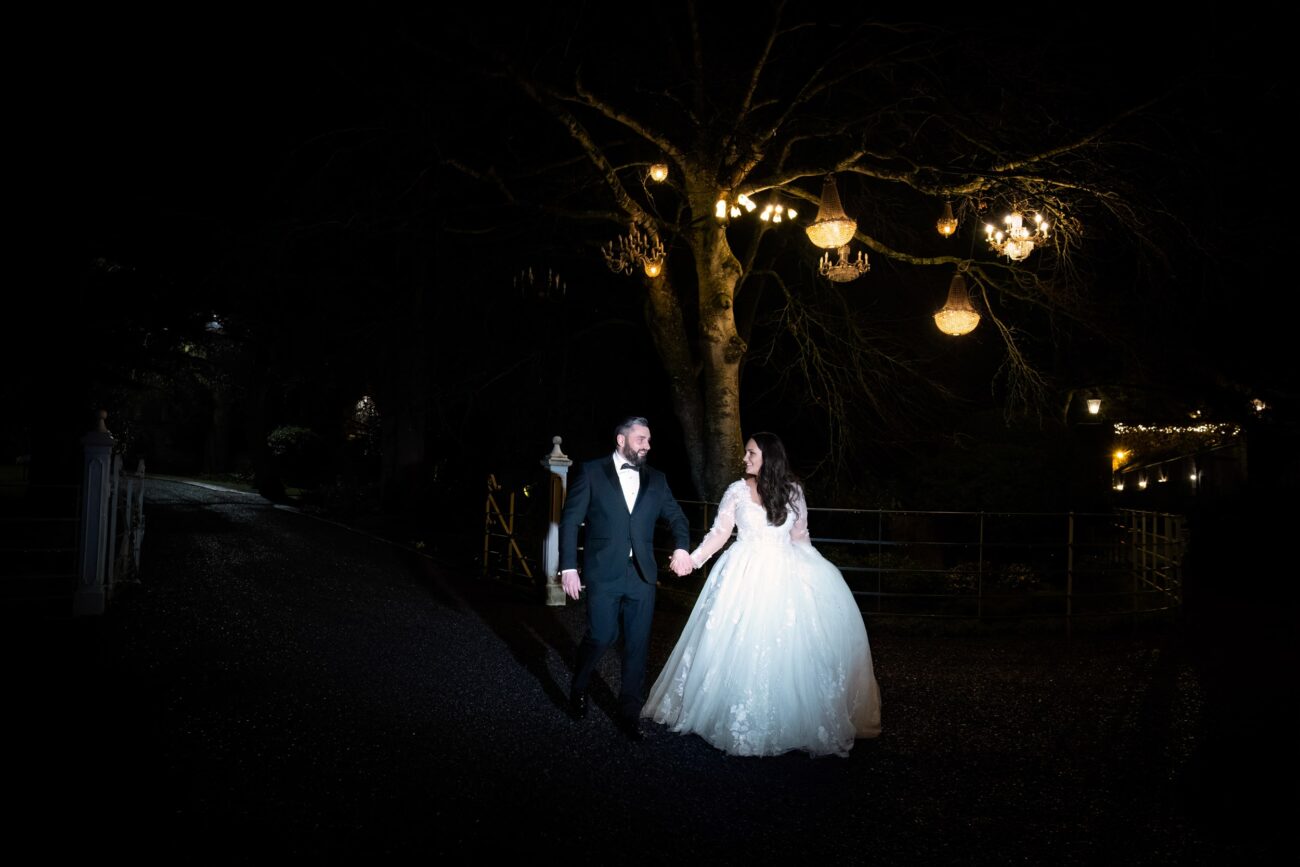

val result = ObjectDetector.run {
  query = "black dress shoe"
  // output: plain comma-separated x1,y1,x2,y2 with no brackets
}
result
616,714,644,742
568,691,588,720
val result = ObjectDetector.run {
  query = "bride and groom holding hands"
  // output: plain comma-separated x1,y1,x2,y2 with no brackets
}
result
559,415,881,757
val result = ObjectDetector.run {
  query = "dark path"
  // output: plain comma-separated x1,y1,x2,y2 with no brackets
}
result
9,479,1285,862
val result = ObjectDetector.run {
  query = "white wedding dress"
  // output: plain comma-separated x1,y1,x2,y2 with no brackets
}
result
642,480,881,757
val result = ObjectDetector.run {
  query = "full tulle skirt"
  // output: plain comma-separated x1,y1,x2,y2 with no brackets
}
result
643,539,881,757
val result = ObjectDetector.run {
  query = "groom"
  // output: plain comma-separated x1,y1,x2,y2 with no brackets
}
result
559,415,694,741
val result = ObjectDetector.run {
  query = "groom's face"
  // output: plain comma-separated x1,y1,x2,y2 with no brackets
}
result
617,424,651,467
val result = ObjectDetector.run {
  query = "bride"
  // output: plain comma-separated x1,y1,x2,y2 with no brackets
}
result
642,432,881,757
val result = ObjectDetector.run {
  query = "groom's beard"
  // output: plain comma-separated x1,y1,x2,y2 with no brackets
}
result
620,445,648,467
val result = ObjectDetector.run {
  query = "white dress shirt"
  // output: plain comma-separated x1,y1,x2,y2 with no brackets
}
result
613,451,640,512
614,452,640,559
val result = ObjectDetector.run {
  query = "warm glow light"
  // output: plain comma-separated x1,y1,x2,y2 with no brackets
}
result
736,194,756,213
1113,422,1240,437
715,198,727,219
1138,476,1148,489
936,201,958,237
806,175,857,249
986,210,1049,261
730,206,741,218
1113,480,1125,491
933,272,980,335
649,163,668,182
760,203,793,224
602,226,664,278
1086,399,1102,415
1252,398,1267,412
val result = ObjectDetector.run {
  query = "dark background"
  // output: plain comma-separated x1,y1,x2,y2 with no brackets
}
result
9,10,1290,523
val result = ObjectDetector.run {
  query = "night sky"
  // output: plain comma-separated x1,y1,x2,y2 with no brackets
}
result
11,8,1289,502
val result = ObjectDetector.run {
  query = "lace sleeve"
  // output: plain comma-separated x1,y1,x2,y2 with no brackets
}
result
790,485,812,546
690,482,741,567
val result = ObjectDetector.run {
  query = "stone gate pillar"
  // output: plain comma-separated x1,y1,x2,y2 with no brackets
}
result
540,436,572,606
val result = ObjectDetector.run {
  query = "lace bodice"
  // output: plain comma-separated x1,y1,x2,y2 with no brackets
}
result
689,479,811,567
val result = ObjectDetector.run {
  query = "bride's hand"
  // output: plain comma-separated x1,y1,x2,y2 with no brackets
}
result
668,549,694,577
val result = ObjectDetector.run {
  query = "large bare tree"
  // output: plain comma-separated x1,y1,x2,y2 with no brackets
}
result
437,6,1185,499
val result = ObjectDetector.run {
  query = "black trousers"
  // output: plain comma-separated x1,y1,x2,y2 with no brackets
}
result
571,558,657,719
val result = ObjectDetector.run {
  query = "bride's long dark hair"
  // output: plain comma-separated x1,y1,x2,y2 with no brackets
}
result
749,431,801,527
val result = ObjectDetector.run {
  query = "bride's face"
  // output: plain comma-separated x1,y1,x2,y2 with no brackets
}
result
743,440,763,476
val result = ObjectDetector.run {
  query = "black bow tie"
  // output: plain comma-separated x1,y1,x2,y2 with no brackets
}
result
620,463,638,471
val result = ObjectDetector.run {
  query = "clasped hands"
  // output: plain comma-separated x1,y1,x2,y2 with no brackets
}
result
560,549,696,600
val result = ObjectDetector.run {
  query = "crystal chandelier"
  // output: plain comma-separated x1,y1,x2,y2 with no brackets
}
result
602,225,665,276
805,175,857,250
936,201,958,237
985,211,1048,261
819,245,869,282
933,272,980,335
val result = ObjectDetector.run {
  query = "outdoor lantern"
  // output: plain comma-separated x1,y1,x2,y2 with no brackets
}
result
1087,398,1102,415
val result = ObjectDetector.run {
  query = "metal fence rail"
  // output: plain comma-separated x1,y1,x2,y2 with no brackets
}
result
672,503,1185,630
484,481,1187,630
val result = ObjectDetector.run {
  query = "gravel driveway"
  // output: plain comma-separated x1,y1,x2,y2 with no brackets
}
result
8,478,1286,863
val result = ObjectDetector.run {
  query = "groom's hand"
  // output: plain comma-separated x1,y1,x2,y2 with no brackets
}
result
560,569,582,599
669,549,694,577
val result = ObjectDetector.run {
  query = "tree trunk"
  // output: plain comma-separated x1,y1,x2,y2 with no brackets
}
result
642,270,707,498
692,217,745,501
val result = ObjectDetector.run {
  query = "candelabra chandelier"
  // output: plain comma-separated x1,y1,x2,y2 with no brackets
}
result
985,210,1048,261
513,266,567,301
933,271,980,335
819,244,869,283
602,225,666,277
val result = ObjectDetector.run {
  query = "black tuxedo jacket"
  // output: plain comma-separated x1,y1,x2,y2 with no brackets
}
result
558,457,690,584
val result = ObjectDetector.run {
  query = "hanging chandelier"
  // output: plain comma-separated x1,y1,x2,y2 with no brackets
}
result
805,175,857,250
760,202,796,223
985,211,1048,261
819,245,869,282
933,272,980,335
936,201,958,237
715,193,757,221
602,225,665,277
